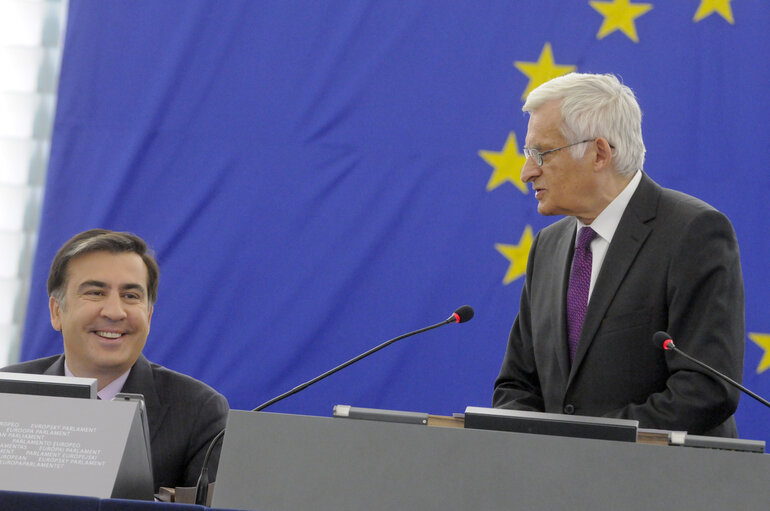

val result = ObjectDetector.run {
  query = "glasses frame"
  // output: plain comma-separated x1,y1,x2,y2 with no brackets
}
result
523,139,596,166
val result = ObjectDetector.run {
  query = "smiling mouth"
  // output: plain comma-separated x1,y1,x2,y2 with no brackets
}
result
95,331,123,339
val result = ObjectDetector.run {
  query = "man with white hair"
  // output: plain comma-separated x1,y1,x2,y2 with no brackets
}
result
493,73,745,437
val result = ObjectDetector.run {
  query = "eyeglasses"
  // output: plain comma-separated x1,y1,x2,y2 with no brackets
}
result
523,139,596,166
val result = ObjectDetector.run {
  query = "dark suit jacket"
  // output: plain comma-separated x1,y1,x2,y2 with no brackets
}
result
493,172,744,437
2,354,229,491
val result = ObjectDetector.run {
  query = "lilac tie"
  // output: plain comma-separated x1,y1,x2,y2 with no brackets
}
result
566,227,597,363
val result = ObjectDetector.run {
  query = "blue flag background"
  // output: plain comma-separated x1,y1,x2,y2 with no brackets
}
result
21,1,770,443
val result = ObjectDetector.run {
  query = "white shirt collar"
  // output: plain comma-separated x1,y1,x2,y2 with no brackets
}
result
64,360,132,401
576,169,642,242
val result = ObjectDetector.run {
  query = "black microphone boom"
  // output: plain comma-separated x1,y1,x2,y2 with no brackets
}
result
195,305,474,504
254,305,474,411
653,331,770,409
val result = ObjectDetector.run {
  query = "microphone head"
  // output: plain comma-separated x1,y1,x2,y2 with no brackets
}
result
653,331,674,350
452,305,474,324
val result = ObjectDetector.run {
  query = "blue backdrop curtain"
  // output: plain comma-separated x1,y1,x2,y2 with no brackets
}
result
21,1,770,443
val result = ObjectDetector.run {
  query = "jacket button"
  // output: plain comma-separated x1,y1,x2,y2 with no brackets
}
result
564,404,575,414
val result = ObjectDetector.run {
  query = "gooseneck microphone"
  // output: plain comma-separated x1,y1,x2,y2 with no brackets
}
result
254,305,473,411
195,305,474,505
653,331,770,409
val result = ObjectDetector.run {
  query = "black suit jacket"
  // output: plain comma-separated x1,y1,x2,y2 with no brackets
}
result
2,354,229,491
493,173,745,437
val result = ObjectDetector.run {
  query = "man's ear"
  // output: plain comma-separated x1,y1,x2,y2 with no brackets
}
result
50,296,62,331
594,137,613,170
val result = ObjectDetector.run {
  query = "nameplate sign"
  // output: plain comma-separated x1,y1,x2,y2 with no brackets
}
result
0,393,153,500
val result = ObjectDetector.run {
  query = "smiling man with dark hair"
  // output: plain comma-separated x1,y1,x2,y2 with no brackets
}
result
3,229,229,491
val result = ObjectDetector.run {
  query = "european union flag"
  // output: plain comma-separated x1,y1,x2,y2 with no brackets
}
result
22,1,770,443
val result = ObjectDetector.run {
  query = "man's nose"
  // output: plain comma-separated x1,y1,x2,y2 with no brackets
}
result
101,293,127,320
520,156,541,184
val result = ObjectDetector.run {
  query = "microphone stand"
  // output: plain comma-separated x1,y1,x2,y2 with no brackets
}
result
666,342,770,409
195,307,472,505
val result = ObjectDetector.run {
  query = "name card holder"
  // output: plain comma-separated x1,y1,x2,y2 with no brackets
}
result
0,393,153,500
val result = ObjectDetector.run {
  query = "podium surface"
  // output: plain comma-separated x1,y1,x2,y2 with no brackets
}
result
213,410,770,511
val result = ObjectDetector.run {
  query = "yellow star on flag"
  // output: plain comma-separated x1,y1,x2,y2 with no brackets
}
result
749,333,770,374
590,0,653,43
514,43,576,100
479,133,528,194
693,0,734,24
495,226,533,285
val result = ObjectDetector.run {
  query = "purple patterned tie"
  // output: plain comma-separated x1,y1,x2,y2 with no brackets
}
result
566,227,597,363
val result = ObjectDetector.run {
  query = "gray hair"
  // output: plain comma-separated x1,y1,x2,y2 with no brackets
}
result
522,73,646,176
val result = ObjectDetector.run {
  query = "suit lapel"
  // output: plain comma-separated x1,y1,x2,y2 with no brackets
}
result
122,354,167,442
552,223,577,385
40,354,166,436
43,355,66,376
568,173,660,382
